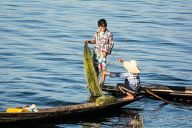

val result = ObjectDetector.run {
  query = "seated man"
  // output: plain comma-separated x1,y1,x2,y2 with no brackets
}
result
103,58,140,100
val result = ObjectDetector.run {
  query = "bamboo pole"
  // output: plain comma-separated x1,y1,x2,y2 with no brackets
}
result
141,87,171,104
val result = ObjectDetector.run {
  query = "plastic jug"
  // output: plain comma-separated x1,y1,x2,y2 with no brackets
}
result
6,108,24,113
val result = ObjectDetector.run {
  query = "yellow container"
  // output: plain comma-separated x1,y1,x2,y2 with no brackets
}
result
6,108,24,113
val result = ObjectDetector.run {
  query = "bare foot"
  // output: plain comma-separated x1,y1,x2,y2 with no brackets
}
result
123,95,134,101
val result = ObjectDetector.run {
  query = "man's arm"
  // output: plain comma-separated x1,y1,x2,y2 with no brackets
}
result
84,40,96,44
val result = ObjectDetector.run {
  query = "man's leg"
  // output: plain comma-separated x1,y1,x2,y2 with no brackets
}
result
117,85,135,100
100,70,107,89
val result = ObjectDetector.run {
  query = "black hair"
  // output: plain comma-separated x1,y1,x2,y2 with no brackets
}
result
98,19,107,27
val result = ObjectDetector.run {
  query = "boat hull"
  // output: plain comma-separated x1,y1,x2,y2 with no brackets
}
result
103,84,192,104
0,97,142,126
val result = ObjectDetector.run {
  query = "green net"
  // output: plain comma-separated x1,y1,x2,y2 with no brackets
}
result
83,44,104,97
95,96,117,106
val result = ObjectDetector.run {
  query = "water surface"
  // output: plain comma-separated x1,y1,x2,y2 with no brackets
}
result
0,0,192,127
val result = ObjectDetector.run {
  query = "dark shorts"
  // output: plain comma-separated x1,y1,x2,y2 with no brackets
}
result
117,83,136,97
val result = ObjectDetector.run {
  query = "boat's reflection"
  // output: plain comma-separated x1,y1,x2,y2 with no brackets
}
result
76,96,144,128
42,108,144,128
3,108,143,128
80,108,144,128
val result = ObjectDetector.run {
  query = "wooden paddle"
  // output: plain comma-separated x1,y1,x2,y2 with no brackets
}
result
141,87,171,104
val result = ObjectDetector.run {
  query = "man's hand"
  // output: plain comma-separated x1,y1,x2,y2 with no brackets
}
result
117,58,124,63
84,40,89,44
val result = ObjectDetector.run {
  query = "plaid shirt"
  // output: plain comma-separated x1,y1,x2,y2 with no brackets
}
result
93,29,114,55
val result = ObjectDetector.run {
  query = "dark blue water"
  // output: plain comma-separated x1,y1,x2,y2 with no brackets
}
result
0,0,192,127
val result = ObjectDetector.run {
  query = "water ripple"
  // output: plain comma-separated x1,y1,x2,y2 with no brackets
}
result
0,0,192,127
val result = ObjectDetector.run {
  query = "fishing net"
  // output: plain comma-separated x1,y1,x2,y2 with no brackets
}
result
95,96,116,106
83,44,104,97
83,43,116,103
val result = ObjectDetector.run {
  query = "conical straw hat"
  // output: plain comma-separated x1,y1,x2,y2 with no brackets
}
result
123,60,140,73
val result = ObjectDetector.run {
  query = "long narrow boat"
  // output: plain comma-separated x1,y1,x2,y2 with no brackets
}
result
0,97,142,126
103,84,192,104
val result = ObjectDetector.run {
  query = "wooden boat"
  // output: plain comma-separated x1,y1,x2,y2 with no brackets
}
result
0,97,142,126
103,84,192,104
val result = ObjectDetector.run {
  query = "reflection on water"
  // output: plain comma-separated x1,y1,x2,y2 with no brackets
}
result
82,123,101,128
77,109,143,128
1,0,192,127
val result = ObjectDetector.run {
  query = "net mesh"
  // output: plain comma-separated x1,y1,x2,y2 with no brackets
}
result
83,44,104,97
95,96,117,106
83,43,116,104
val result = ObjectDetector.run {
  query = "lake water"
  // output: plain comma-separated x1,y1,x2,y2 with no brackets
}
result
0,0,192,127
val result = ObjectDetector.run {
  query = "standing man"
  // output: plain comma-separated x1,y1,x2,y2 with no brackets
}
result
84,19,114,88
